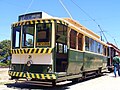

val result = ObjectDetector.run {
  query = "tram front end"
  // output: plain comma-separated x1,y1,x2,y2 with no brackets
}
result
8,17,57,84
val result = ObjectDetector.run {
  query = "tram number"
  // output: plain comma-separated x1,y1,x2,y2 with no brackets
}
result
37,42,50,46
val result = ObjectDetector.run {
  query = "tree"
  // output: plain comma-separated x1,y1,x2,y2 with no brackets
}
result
0,40,11,60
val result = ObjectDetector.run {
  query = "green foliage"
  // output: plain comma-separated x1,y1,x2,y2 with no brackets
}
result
0,40,11,64
0,62,8,66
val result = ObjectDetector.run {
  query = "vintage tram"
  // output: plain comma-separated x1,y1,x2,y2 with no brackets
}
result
8,12,114,85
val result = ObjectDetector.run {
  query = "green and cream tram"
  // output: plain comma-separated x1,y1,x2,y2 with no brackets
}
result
9,12,108,85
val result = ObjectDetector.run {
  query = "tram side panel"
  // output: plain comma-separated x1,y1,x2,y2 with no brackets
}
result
83,52,102,71
83,52,107,72
67,49,84,75
66,49,107,79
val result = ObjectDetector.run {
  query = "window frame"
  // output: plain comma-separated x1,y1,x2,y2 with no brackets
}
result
22,24,35,48
85,36,89,51
55,23,68,54
12,26,21,49
70,29,77,49
36,23,52,47
78,33,83,51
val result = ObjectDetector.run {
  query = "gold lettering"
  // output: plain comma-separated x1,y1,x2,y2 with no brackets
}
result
37,42,50,46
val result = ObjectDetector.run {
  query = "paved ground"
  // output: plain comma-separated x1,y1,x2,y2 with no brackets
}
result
0,68,15,90
0,68,120,90
67,73,120,90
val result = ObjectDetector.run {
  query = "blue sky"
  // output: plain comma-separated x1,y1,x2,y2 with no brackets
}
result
0,0,120,48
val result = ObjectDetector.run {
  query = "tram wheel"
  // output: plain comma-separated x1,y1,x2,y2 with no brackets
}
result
52,80,56,86
72,78,79,83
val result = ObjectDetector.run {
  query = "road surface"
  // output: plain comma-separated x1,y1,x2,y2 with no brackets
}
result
0,68,120,90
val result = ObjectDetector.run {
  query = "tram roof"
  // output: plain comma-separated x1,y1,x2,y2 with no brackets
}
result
61,18,108,46
63,18,100,39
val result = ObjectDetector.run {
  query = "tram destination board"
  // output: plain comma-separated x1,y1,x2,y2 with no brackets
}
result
18,12,42,21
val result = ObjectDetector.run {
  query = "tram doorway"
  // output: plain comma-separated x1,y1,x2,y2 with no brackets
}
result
55,43,68,72
55,23,68,72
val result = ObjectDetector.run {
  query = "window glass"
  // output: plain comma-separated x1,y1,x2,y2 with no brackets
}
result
56,24,67,44
107,47,110,56
84,36,104,54
57,24,63,35
89,38,94,52
98,43,101,53
58,43,63,53
36,23,52,47
100,44,103,54
22,24,34,47
12,26,21,48
78,33,83,50
103,45,107,56
55,23,68,53
64,45,67,53
94,41,98,53
85,36,89,51
70,30,77,49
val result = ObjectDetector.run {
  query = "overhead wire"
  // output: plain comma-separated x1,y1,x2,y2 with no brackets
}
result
71,0,119,47
70,0,109,42
105,31,118,47
59,0,73,19
25,0,34,14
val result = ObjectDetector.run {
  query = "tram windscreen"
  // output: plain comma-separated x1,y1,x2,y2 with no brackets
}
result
36,23,52,47
12,26,21,49
22,24,34,47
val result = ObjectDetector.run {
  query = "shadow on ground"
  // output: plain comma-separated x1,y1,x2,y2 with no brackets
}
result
5,82,70,90
5,73,108,90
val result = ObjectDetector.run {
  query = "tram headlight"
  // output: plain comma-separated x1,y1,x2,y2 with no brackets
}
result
27,60,33,67
11,65,15,70
11,66,14,70
47,66,52,73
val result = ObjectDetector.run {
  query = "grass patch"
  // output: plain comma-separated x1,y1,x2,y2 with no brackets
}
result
0,63,8,66
0,62,9,68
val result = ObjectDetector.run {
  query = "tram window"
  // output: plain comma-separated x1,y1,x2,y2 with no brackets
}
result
58,43,63,53
64,45,67,53
97,43,101,53
37,30,48,42
107,47,110,56
70,30,77,49
78,33,83,50
56,23,67,53
57,24,64,35
85,36,89,51
56,24,67,44
56,43,58,52
63,26,67,36
22,24,34,47
105,46,107,56
100,44,103,54
103,46,107,56
56,43,67,53
89,38,94,52
12,26,21,48
36,23,51,47
97,43,103,54
15,32,20,47
94,41,98,53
